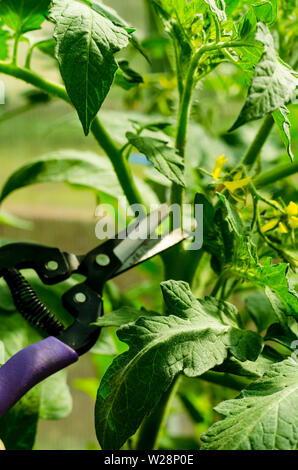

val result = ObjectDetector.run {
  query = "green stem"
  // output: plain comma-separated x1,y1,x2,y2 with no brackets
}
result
0,62,144,207
212,14,221,43
12,33,21,65
173,38,184,99
91,119,144,207
25,45,34,69
200,371,252,391
241,115,275,168
180,249,204,286
254,200,287,262
254,160,298,188
171,40,258,208
241,166,285,213
166,41,253,276
135,376,181,450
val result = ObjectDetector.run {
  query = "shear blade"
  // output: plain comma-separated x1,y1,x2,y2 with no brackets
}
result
113,203,170,265
113,228,190,277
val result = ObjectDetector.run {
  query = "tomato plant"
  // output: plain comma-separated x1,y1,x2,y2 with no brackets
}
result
0,0,297,451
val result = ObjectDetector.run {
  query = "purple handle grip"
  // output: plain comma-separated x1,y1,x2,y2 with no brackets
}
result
0,336,78,418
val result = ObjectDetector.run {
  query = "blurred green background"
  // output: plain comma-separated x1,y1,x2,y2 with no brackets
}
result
0,0,297,450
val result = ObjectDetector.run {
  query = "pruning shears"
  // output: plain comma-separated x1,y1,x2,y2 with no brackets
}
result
0,205,187,419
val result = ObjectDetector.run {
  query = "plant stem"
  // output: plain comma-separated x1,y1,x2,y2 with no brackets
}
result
135,376,181,450
241,115,275,168
200,371,252,391
254,160,298,188
180,249,204,286
173,37,184,99
0,62,144,207
91,119,144,207
12,33,21,65
170,39,258,212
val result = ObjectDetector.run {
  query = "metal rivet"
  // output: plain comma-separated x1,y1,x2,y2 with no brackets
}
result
74,292,87,303
95,254,110,266
45,260,59,271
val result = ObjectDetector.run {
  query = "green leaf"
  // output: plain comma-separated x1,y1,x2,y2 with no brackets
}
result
154,0,206,27
204,206,234,274
161,280,242,328
81,0,129,29
0,389,39,450
245,290,277,332
0,369,72,450
90,328,117,355
230,9,263,83
35,37,56,57
231,43,264,85
95,281,262,449
256,261,298,318
0,340,4,365
0,22,10,60
126,132,185,187
0,149,158,206
73,377,100,401
0,0,50,34
253,0,277,25
230,24,298,131
194,193,214,234
140,121,173,134
204,0,226,22
265,287,290,324
0,312,41,361
265,323,298,351
214,346,281,379
217,193,243,236
81,0,148,61
0,210,33,230
0,150,123,202
38,370,73,420
0,278,15,313
24,35,56,59
201,359,298,450
233,251,298,319
114,60,143,91
238,8,257,40
50,0,129,135
94,306,159,328
232,234,258,273
272,105,294,162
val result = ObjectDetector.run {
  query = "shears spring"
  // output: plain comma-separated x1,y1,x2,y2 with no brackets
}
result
3,268,64,336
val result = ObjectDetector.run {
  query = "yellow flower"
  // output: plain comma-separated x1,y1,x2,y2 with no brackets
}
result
286,201,298,217
193,38,202,48
212,155,228,181
262,218,279,233
289,216,298,229
278,222,288,234
261,200,298,234
159,76,177,90
224,177,251,193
